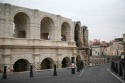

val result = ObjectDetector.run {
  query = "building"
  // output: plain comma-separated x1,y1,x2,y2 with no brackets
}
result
105,38,123,57
91,39,101,57
0,3,89,72
89,39,108,65
90,39,108,57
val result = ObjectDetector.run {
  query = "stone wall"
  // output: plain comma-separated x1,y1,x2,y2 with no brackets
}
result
0,3,89,72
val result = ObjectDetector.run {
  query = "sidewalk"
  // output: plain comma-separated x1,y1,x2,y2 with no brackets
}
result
0,68,82,80
108,69,125,83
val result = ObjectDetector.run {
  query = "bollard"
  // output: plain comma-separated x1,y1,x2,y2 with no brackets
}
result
113,62,115,71
30,65,34,77
115,63,118,73
3,65,7,79
111,61,113,70
77,62,80,72
53,65,57,76
71,57,75,74
119,64,123,76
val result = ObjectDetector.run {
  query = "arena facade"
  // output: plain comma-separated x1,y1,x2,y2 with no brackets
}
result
0,3,89,72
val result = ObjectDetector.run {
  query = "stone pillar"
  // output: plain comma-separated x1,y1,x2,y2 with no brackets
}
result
53,24,60,41
4,3,11,38
34,9,40,39
50,28,57,41
67,30,71,42
33,54,40,70
56,15,62,41
27,21,35,39
57,61,62,68
82,50,87,66
3,54,12,72
0,18,5,37
70,22,75,42
80,28,83,43
58,28,61,41
56,54,62,68
9,20,15,38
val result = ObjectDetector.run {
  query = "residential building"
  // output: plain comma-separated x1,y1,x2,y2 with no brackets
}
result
105,38,123,57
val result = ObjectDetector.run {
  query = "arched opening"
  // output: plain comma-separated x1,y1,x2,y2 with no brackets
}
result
14,12,30,38
62,57,71,68
76,55,81,62
61,22,70,41
40,17,54,40
13,59,29,72
41,58,54,69
74,24,80,46
76,55,84,68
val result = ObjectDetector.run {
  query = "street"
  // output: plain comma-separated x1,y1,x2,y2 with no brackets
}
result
0,64,124,83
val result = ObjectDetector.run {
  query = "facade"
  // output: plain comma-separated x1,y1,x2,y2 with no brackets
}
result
92,46,100,57
105,38,123,57
0,3,89,72
91,40,108,57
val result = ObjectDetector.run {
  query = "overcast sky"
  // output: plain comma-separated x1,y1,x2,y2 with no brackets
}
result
0,0,125,42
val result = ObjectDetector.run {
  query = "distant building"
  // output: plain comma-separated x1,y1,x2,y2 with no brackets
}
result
105,38,123,57
92,39,101,56
91,39,108,57
89,36,124,64
89,39,108,65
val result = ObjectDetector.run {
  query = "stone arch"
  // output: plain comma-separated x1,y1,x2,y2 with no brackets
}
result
10,9,32,38
60,20,72,28
76,55,81,62
61,57,71,68
41,57,54,69
40,16,55,40
13,59,30,72
12,56,32,65
10,9,32,21
13,12,30,38
39,15,56,25
61,22,71,41
76,55,84,68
